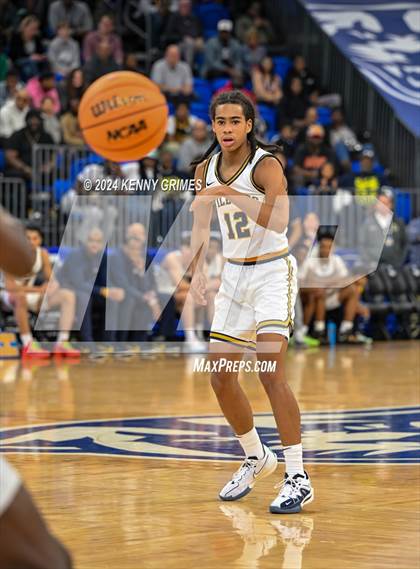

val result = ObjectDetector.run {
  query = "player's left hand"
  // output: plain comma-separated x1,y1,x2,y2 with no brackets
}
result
189,185,230,212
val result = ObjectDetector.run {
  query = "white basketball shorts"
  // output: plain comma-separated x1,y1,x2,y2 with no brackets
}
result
210,253,298,349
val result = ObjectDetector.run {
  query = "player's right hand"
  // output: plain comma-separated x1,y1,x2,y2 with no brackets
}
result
190,271,207,305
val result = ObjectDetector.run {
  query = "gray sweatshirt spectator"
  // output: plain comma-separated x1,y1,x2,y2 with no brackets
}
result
48,0,93,38
202,20,244,79
47,23,80,77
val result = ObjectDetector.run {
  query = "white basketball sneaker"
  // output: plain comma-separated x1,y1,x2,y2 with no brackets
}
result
269,472,314,514
219,445,278,501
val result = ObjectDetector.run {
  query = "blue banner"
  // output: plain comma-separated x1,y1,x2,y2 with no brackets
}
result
304,1,420,137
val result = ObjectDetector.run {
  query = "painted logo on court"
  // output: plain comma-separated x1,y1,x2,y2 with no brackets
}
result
0,406,419,464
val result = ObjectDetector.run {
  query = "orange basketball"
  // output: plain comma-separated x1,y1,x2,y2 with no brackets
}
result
78,71,168,162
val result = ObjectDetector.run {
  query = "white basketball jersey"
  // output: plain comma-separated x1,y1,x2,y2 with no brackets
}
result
204,147,288,259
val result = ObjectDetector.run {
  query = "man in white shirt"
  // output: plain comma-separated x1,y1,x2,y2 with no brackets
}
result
299,233,365,341
0,89,30,140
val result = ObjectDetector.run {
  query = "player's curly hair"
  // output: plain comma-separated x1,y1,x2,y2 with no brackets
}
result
191,90,282,168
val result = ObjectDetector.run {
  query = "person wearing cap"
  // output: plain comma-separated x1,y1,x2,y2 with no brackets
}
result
151,44,193,105
340,149,388,200
26,71,61,114
202,19,244,80
5,110,54,182
359,189,408,269
293,124,336,187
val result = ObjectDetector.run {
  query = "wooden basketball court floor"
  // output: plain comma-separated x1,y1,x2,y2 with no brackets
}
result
0,341,419,569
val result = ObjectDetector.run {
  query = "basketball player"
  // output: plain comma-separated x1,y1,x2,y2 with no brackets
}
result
0,207,72,568
189,91,313,513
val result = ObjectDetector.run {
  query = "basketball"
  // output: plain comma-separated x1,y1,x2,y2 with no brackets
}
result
78,71,168,162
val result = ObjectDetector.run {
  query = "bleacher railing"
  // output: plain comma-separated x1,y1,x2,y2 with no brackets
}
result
271,0,420,188
0,177,27,220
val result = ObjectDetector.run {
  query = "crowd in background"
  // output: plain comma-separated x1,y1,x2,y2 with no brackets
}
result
0,0,418,355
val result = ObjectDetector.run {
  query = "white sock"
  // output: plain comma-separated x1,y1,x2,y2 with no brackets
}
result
57,331,69,343
21,333,33,347
314,320,325,333
301,324,309,336
339,320,353,334
185,330,198,342
283,443,304,477
237,427,265,459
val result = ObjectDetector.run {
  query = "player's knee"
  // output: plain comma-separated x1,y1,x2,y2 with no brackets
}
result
210,371,237,395
259,370,286,391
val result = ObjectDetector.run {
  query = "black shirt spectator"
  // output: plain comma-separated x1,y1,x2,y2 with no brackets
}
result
340,150,387,199
163,0,202,44
293,124,336,186
83,39,121,85
5,110,53,180
278,77,308,128
284,54,318,98
8,15,46,80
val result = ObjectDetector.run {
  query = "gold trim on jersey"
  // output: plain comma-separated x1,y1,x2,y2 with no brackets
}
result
256,256,294,332
202,157,211,187
250,153,288,194
227,247,289,266
215,152,253,186
209,332,256,351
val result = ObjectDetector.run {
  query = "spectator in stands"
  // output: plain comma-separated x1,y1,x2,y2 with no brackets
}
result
407,216,420,266
83,14,123,66
177,120,210,174
340,149,387,200
0,0,17,42
309,161,339,195
109,223,161,344
0,70,24,107
47,22,81,78
58,67,85,110
48,0,93,40
329,108,360,169
26,71,61,114
278,76,308,128
284,54,318,98
83,38,121,85
252,56,282,106
242,28,267,71
359,189,408,269
275,123,297,160
0,89,30,142
202,19,243,80
40,96,62,144
8,15,47,80
166,102,199,145
2,223,80,357
123,53,141,73
5,109,54,181
57,227,124,346
235,1,273,44
163,0,204,69
151,44,193,105
299,233,368,343
293,124,336,187
60,96,84,146
295,106,318,145
215,72,256,103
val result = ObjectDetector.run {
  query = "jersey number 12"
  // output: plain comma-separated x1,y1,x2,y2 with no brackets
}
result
224,212,251,239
